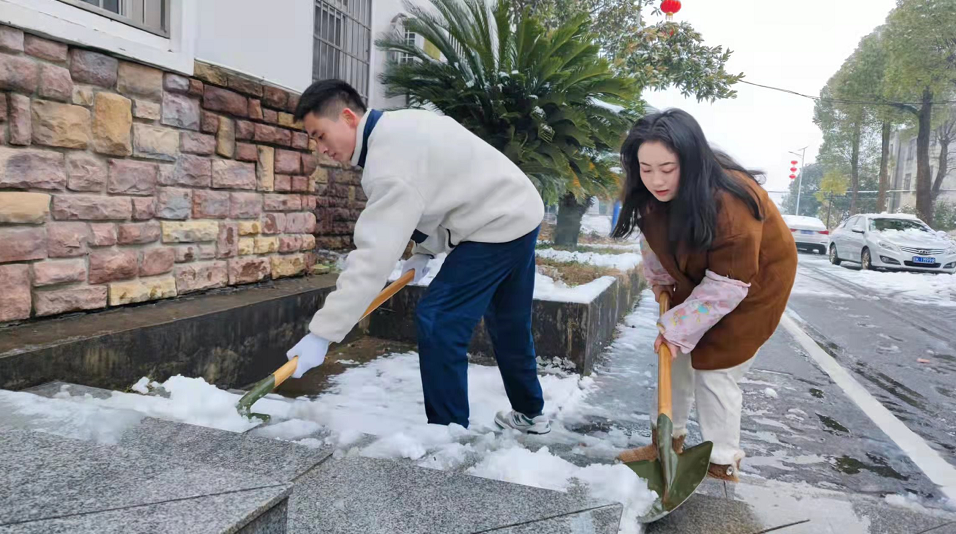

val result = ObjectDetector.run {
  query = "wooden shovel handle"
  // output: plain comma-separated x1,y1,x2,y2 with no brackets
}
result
274,269,417,388
657,292,673,419
274,356,300,386
362,269,415,321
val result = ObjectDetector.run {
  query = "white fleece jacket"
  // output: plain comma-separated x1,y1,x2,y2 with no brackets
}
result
309,109,544,342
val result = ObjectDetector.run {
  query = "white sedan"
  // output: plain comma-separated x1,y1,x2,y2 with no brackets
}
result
782,215,830,254
828,213,956,274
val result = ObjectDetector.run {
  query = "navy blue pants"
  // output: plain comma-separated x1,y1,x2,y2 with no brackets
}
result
415,227,544,427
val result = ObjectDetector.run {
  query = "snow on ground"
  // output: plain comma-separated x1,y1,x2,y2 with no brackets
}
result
827,268,956,307
885,493,956,515
386,244,643,304
797,255,956,306
7,376,298,434
789,265,852,299
386,254,618,304
535,248,642,271
580,242,641,251
791,256,956,306
285,350,658,531
533,274,617,304
1,296,670,533
0,388,145,445
581,214,613,236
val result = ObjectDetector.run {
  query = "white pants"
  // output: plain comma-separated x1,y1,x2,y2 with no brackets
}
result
651,352,754,465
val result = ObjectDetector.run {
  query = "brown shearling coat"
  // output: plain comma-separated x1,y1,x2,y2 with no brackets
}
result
641,176,798,370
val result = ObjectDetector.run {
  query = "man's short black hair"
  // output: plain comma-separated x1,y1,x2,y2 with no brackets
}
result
293,79,367,122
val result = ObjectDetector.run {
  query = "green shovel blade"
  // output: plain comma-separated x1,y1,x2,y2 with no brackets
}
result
235,374,276,424
624,414,713,523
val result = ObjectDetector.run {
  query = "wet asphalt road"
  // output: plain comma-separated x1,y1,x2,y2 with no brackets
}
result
788,254,956,468
573,254,955,507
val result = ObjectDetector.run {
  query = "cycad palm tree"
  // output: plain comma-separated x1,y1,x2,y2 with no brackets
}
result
377,0,638,224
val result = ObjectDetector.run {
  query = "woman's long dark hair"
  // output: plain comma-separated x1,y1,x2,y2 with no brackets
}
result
612,109,764,252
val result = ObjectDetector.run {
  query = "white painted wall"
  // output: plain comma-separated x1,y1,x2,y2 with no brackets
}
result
195,0,314,92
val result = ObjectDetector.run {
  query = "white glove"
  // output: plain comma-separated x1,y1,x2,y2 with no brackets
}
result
402,254,431,284
286,333,330,379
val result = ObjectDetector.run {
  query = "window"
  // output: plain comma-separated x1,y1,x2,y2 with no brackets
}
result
58,0,168,37
400,28,417,64
313,0,372,101
869,218,930,233
907,138,916,161
904,173,912,191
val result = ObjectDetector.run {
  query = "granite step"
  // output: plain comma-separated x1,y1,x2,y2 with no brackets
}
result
0,429,291,534
292,455,622,534
5,382,624,534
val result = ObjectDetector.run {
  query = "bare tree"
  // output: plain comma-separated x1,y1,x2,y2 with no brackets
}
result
933,110,956,201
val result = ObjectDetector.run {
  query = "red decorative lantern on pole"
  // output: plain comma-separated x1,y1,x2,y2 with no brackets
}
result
661,0,682,21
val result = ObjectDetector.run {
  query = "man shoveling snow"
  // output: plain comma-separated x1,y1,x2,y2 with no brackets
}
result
286,79,550,434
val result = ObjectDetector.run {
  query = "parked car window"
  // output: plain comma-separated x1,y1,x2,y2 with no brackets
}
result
869,218,930,233
851,217,865,232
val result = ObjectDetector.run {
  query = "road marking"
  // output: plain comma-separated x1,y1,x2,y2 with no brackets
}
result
780,312,956,502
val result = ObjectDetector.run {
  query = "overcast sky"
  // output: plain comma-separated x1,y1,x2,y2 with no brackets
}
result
645,0,898,203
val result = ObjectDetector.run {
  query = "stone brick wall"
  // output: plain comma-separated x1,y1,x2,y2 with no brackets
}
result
0,24,365,324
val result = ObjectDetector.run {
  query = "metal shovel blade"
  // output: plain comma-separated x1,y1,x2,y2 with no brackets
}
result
236,373,276,427
234,269,417,426
625,414,713,523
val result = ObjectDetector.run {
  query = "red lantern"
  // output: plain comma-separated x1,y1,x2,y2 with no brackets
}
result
790,167,798,172
789,174,797,180
661,0,682,21
790,160,798,165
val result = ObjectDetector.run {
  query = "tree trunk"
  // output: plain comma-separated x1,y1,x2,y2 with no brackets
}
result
933,135,950,202
877,120,891,213
554,193,589,247
915,87,934,225
850,121,861,215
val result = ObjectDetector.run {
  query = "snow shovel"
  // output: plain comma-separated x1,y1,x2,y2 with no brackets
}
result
625,292,713,523
236,269,417,422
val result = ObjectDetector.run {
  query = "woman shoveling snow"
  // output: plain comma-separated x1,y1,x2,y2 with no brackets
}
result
612,109,798,482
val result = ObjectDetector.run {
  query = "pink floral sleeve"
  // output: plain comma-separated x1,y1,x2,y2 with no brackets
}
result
658,269,750,354
640,234,677,287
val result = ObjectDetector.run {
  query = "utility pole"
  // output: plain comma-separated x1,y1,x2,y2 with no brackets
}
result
789,147,807,216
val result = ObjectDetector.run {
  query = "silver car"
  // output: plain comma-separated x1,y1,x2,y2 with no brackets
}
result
829,214,956,273
782,214,830,254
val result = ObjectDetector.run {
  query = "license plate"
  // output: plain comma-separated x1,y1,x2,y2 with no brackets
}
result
800,230,814,235
912,256,936,264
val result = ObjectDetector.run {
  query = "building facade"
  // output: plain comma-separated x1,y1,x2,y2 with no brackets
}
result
1,0,422,103
887,114,956,213
0,0,376,324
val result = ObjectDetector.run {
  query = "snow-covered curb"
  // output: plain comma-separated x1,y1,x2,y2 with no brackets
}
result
535,248,642,271
386,247,642,305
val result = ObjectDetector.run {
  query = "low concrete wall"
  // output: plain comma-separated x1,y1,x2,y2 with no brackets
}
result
0,268,644,390
0,275,345,391
368,269,644,375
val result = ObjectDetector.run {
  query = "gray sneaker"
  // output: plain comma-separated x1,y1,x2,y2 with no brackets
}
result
494,410,552,435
